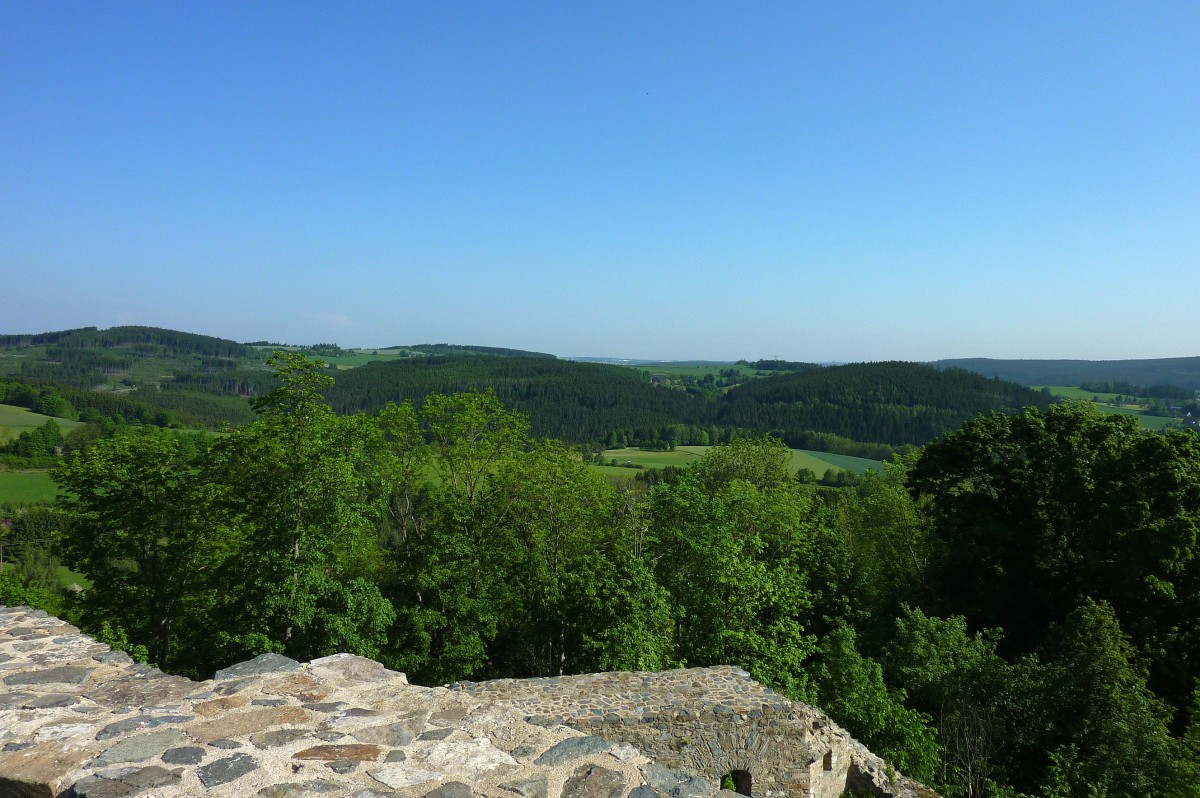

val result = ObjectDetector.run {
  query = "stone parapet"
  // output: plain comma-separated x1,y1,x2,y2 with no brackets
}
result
450,671,935,798
0,606,937,798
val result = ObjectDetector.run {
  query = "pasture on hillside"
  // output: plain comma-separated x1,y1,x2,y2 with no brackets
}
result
318,350,415,369
0,404,85,443
0,471,59,505
1036,387,1179,430
595,445,882,479
640,362,742,378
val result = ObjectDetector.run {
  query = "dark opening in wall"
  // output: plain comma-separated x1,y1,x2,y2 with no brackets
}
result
722,770,752,796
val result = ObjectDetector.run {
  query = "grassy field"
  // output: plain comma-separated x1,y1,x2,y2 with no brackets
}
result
0,562,91,591
0,471,59,504
1037,387,1178,430
639,362,741,378
594,445,882,479
1090,404,1177,430
321,350,415,369
249,346,415,370
1037,385,1125,402
0,404,85,443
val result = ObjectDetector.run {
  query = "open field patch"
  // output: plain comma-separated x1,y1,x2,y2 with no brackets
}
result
1035,388,1179,430
320,350,414,368
1090,404,1177,430
0,471,59,504
0,404,85,443
1036,385,1125,402
594,445,882,479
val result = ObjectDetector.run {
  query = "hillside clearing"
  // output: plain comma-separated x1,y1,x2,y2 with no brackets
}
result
594,445,882,478
0,404,85,443
0,471,59,505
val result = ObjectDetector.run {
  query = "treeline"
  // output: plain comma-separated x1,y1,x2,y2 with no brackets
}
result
735,358,820,372
0,378,174,427
5,357,1199,798
4,328,1061,454
0,327,101,347
0,375,259,431
717,363,1053,447
167,369,280,399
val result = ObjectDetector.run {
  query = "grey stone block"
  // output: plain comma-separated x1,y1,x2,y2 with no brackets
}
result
198,752,260,786
534,736,613,766
214,652,302,679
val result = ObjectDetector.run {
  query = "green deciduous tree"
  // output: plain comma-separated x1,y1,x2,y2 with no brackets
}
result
908,402,1200,712
1038,600,1186,798
810,624,942,785
648,440,820,698
204,352,393,667
53,428,216,668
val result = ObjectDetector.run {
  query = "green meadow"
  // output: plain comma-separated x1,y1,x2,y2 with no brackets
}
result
594,445,882,478
0,471,59,504
0,404,85,443
319,350,414,369
1037,385,1125,402
1036,387,1178,430
1091,404,1177,430
640,362,742,378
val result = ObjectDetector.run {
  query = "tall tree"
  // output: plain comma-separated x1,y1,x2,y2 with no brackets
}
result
206,352,393,666
54,428,216,669
908,402,1200,711
648,439,820,698
1038,600,1187,798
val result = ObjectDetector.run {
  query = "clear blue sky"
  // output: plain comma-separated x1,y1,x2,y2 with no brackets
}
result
3,2,1197,361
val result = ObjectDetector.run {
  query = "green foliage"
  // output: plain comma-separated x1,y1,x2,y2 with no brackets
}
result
1,419,63,457
1036,600,1185,798
887,607,1017,797
204,352,394,666
92,620,151,664
0,564,64,616
53,427,218,669
810,624,942,785
648,442,822,698
909,402,1200,712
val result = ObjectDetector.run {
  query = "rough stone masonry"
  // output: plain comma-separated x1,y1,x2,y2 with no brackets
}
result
0,605,937,798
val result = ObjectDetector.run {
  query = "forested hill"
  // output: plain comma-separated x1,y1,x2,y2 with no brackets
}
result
718,361,1054,447
326,354,706,441
0,325,255,359
327,356,1052,453
1,326,259,390
0,326,267,427
2,326,1060,451
390,343,558,359
935,356,1200,390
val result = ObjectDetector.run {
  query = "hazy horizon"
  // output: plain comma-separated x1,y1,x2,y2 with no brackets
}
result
3,3,1197,362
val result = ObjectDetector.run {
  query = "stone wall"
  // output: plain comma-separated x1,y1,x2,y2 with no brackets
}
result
0,606,937,798
450,671,934,798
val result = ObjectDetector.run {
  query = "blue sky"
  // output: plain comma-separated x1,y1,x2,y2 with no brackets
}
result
2,2,1197,361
